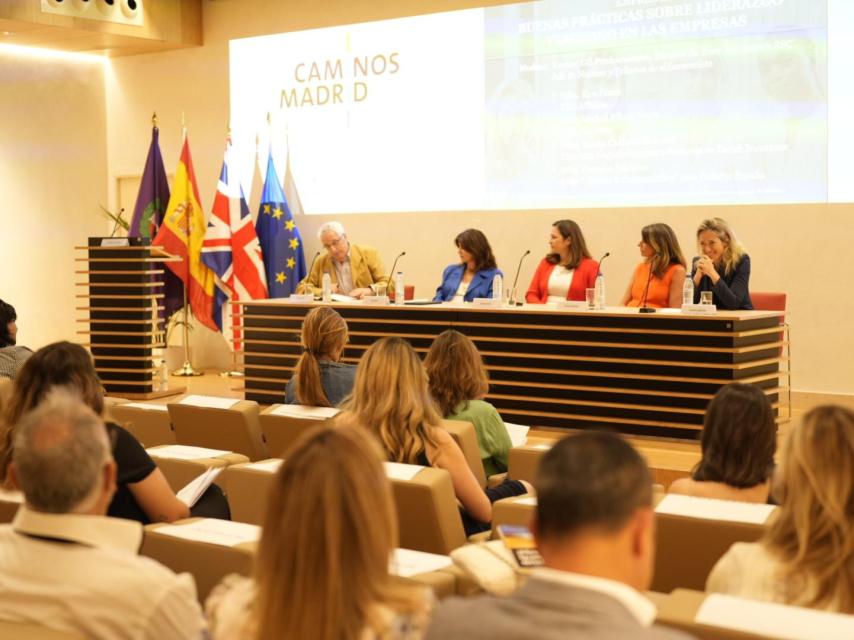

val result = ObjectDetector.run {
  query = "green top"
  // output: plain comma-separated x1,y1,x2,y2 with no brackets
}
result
446,399,511,477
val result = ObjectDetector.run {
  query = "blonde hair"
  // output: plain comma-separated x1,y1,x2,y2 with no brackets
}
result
254,425,424,640
641,223,686,278
424,330,489,416
342,337,441,464
294,307,348,407
696,217,746,276
762,405,854,612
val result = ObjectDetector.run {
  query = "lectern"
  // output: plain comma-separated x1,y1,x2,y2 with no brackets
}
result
76,237,185,399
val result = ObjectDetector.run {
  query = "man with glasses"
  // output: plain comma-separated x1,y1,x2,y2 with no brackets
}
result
297,221,390,299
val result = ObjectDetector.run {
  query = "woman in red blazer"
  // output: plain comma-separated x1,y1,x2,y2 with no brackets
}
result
525,219,599,303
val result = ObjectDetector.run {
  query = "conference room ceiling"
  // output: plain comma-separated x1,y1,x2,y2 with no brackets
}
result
0,0,201,57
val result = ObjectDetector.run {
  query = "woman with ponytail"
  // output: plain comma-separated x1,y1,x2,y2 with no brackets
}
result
284,307,355,407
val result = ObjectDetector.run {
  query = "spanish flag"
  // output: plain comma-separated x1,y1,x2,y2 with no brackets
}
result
153,135,217,332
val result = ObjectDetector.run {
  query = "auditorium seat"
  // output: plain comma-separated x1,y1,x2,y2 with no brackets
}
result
146,446,250,492
507,440,554,483
258,405,336,457
389,465,468,555
652,588,853,640
141,518,258,601
0,377,12,413
222,459,282,525
442,420,487,488
142,517,464,601
168,400,269,461
750,291,786,312
0,621,85,640
110,403,175,447
652,509,766,593
0,489,21,524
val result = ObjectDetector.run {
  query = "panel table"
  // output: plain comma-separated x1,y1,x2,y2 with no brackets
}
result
240,301,786,439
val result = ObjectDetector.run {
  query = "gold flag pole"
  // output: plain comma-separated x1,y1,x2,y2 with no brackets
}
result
221,123,244,378
173,112,202,377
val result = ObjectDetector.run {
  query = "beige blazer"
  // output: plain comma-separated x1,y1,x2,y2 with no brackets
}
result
297,244,390,294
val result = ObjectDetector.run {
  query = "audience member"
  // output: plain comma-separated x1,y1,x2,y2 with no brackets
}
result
340,337,529,534
206,424,432,639
424,330,511,476
0,391,206,639
284,306,355,407
0,299,32,380
0,341,190,524
669,383,776,503
707,405,854,613
427,432,692,639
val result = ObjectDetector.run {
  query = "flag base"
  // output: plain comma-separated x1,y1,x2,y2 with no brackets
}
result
172,360,203,377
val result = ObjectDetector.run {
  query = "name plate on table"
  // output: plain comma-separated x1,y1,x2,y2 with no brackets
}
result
472,297,502,308
556,300,588,310
287,294,314,303
681,304,717,315
362,295,390,305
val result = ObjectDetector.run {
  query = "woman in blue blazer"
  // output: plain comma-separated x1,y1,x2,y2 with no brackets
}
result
433,229,503,302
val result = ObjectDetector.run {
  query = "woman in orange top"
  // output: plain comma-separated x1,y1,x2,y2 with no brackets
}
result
620,223,687,309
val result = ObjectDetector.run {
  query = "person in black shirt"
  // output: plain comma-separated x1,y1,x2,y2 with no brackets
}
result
1,341,194,524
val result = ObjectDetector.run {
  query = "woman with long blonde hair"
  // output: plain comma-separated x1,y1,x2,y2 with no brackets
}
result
424,330,512,477
691,217,753,310
284,306,355,407
341,337,529,534
206,425,431,639
707,405,854,612
621,223,687,309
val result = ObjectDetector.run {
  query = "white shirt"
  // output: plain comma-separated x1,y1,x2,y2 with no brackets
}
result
332,252,354,294
452,280,470,303
546,265,575,303
532,567,657,627
0,506,207,640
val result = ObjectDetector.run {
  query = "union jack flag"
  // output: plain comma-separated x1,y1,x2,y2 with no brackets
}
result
202,138,268,349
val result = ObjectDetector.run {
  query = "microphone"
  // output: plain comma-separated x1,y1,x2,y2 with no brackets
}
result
511,249,531,306
639,257,657,314
386,251,406,298
597,251,610,274
300,251,321,292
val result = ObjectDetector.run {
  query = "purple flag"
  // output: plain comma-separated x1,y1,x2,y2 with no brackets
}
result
129,125,183,320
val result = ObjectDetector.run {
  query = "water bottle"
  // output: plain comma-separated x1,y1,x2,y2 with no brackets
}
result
321,272,332,303
682,275,694,306
595,272,605,310
158,360,169,392
394,272,405,305
492,273,503,304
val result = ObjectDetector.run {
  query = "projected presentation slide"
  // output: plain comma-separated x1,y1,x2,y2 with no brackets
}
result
230,0,851,214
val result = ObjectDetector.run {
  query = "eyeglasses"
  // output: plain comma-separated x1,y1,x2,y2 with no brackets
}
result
323,235,347,251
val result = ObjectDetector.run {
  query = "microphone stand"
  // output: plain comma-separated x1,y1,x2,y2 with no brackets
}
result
510,249,531,306
300,251,321,294
639,259,656,314
597,251,610,274
386,251,406,300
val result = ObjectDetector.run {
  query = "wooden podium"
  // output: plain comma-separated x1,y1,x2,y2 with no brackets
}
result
76,237,185,399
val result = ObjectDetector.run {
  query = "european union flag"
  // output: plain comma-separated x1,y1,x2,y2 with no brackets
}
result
255,151,306,298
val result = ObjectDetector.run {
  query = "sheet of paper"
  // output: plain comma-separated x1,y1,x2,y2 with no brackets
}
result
383,462,425,481
390,548,453,577
177,395,240,410
147,445,233,460
155,519,261,547
331,293,355,302
655,494,776,524
503,422,530,448
0,488,23,504
695,594,854,640
123,402,169,412
177,467,223,508
515,496,538,506
246,459,284,473
530,443,552,451
270,404,340,420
